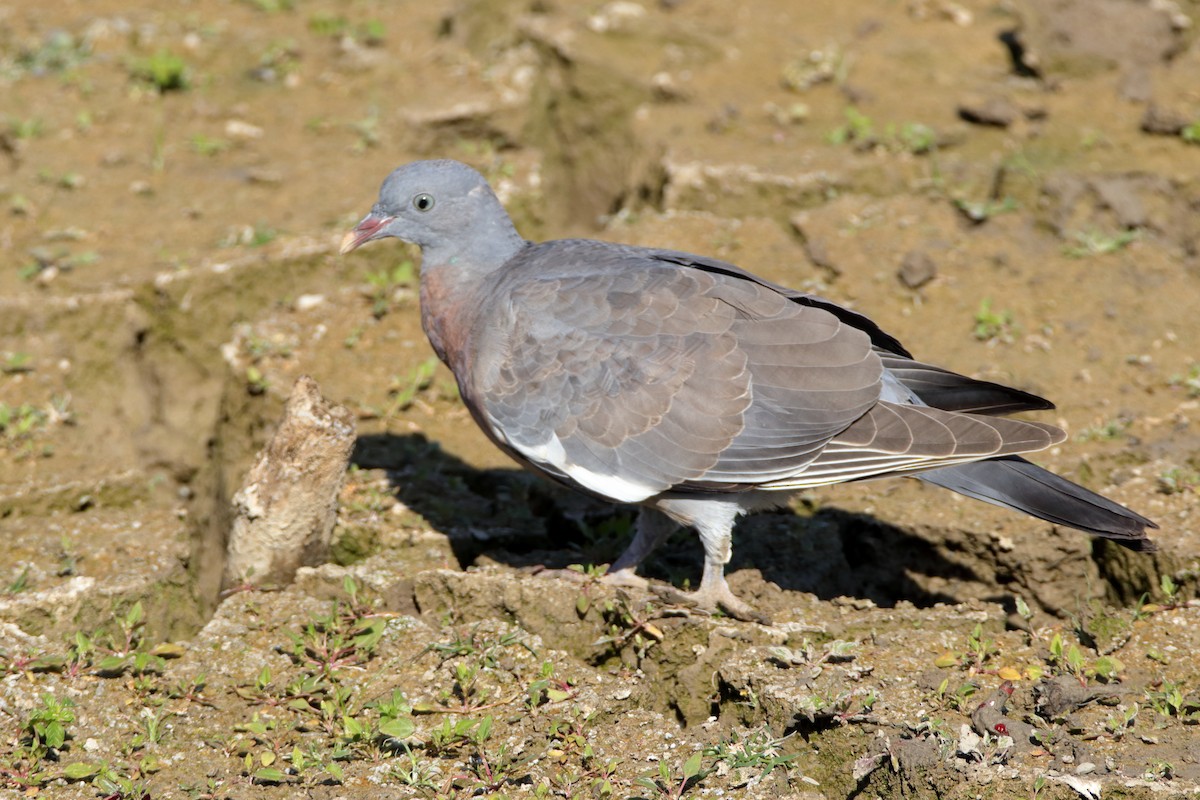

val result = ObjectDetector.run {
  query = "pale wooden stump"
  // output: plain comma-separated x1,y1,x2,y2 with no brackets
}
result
222,375,355,590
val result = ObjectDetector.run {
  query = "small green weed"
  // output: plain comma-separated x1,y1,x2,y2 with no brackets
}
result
703,728,796,785
130,49,190,92
1076,417,1130,442
0,402,47,443
1167,364,1200,397
8,31,90,78
827,107,875,146
365,260,416,317
828,108,938,153
1064,228,1139,258
189,134,229,156
2,352,33,374
1157,467,1199,495
953,196,1018,224
930,678,978,712
386,356,440,414
635,751,709,799
243,0,295,11
972,298,1015,343
6,117,44,140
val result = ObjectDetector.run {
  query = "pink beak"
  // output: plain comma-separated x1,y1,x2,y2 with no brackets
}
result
339,212,394,254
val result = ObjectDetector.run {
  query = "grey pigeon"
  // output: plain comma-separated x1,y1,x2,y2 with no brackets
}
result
341,159,1156,622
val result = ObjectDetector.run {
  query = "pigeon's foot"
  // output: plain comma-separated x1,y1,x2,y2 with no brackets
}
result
653,582,771,625
525,565,591,584
600,566,651,590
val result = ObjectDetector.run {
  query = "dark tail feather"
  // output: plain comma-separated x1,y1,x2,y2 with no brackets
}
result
918,455,1158,551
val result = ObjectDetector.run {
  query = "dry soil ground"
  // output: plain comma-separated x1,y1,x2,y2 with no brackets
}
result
2,0,1200,798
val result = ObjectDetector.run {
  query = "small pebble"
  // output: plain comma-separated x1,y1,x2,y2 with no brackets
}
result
898,250,937,289
225,119,264,139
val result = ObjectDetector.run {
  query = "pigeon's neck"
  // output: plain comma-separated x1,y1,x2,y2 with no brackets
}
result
418,217,526,370
419,213,526,282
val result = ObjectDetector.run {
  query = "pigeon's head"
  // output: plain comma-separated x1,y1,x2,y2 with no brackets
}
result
340,159,510,256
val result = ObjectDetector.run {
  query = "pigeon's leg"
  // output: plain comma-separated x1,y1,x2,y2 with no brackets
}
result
653,498,769,624
603,507,678,589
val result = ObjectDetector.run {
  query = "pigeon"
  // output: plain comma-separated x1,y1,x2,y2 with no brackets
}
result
341,159,1156,622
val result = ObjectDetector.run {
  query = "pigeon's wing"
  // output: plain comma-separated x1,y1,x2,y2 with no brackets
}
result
648,249,914,357
471,254,882,503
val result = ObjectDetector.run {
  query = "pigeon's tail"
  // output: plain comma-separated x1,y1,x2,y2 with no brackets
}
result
919,455,1158,551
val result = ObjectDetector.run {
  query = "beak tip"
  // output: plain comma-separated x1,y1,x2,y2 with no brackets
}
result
339,231,360,255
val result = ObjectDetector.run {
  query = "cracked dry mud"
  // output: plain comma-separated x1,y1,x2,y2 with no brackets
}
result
2,0,1199,798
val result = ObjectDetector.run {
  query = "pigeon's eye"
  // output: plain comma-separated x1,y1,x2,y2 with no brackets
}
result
412,193,435,212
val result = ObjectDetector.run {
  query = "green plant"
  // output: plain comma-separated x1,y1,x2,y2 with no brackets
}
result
1168,364,1200,397
1103,702,1138,738
0,402,47,443
286,743,345,784
1076,417,1130,442
245,366,268,395
1048,632,1085,678
827,107,874,146
386,357,440,414
189,134,229,156
130,49,190,92
5,117,43,139
425,715,493,757
593,596,665,663
1181,121,1200,144
388,742,441,789
23,694,75,759
703,728,796,785
1157,467,1199,495
527,660,574,708
1144,681,1192,720
953,196,1018,224
1063,228,1139,258
308,13,348,36
63,761,151,798
244,0,295,11
972,299,1015,342
7,31,90,79
635,751,709,799
285,591,387,677
931,678,978,711
365,260,416,317
94,602,167,677
894,121,937,154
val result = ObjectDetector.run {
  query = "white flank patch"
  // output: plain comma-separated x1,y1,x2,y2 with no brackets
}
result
514,432,657,503
562,462,657,503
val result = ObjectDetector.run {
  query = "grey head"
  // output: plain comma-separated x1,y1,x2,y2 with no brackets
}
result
340,159,525,272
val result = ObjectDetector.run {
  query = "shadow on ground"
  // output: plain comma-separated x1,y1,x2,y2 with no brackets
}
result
353,432,983,611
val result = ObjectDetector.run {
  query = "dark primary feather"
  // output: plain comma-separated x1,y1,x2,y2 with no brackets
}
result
879,353,1056,415
920,456,1158,550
